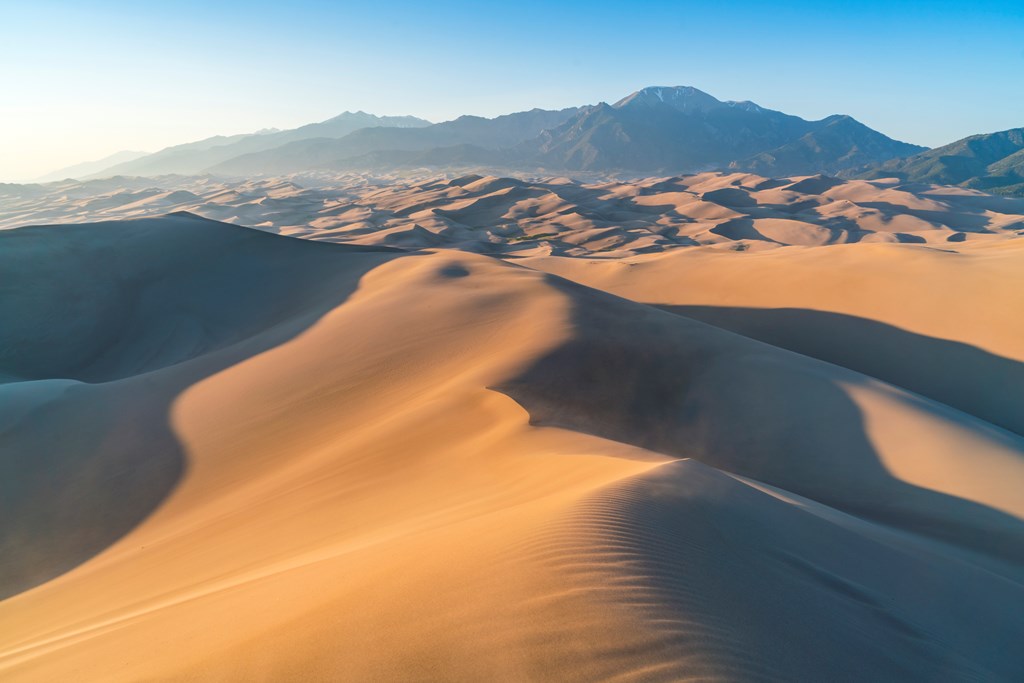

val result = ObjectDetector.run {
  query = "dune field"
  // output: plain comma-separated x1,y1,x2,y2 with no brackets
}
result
2,174,1024,681
4,172,1024,253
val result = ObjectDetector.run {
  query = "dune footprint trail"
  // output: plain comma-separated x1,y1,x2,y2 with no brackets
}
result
1,215,1023,681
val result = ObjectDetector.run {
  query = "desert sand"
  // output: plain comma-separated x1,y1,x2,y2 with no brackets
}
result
2,175,1024,681
4,172,1024,253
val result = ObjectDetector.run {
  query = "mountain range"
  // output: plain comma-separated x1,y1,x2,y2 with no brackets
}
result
532,87,927,175
35,87,1018,187
88,111,432,178
849,128,1024,196
36,149,149,183
209,107,582,176
203,87,924,177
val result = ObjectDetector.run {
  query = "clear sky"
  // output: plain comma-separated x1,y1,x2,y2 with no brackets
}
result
2,0,1022,182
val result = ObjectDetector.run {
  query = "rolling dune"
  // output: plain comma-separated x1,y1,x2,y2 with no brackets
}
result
2,195,1024,680
4,172,1024,255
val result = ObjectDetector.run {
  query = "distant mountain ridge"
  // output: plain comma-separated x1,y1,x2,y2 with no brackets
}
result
206,87,924,178
84,111,432,178
850,128,1024,196
612,85,765,113
521,87,924,174
210,107,581,176
737,114,927,176
36,150,149,182
43,86,935,181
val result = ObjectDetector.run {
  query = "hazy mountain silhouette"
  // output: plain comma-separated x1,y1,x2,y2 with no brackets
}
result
209,107,580,175
521,87,924,174
737,115,925,176
65,87,930,180
86,112,431,178
852,128,1024,196
36,150,149,182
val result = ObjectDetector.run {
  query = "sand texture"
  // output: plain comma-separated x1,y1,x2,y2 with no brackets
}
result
2,176,1023,680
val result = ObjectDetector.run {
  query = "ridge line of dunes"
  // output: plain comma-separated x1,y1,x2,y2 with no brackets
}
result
4,172,1024,257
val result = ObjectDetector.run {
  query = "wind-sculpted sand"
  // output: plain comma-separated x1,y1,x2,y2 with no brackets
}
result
2,177,1023,680
3,171,1024,254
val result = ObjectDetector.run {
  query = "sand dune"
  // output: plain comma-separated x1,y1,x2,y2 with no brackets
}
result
4,172,1024,256
2,192,1024,679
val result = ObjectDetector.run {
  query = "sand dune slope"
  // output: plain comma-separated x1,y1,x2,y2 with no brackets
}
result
526,238,1024,437
1,216,1023,681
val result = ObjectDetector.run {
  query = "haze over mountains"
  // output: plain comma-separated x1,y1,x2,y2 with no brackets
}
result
35,150,150,183
41,86,933,182
35,86,1024,195
210,107,583,176
88,111,432,178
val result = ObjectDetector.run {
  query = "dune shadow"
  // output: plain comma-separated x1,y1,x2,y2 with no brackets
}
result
856,202,995,233
760,198,822,214
496,276,1024,568
655,305,1024,438
784,176,847,194
0,215,406,600
710,218,782,244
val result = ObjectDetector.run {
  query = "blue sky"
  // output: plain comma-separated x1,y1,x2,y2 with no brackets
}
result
1,0,1022,181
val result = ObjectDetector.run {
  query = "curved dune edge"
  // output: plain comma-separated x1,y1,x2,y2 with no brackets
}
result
1,217,1023,680
0,215,402,598
523,238,1024,436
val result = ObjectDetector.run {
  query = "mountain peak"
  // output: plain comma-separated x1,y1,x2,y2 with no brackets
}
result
325,111,371,121
613,86,724,112
726,100,765,113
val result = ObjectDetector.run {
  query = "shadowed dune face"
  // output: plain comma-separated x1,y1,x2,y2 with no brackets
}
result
0,215,400,382
0,379,185,600
1,211,1023,680
523,237,1024,397
499,276,1024,566
0,214,401,597
656,305,1024,438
